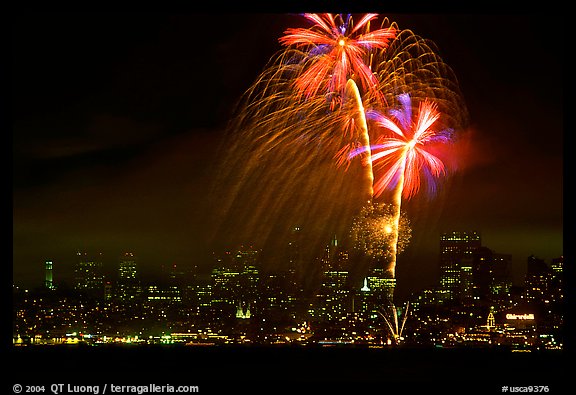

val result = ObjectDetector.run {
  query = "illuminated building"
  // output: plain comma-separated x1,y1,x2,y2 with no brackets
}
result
438,231,481,303
44,260,55,290
486,307,495,329
458,258,474,305
145,284,182,304
550,256,563,275
211,248,261,319
259,272,290,323
182,272,213,317
472,247,512,304
524,255,553,303
310,234,354,322
236,301,251,319
313,270,350,321
499,305,538,348
286,226,307,320
523,255,563,344
116,252,141,302
366,267,396,303
211,266,240,300
104,281,113,301
320,235,339,269
287,226,302,272
74,251,104,297
548,256,563,303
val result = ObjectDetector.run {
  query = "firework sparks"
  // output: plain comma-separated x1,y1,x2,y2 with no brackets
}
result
210,49,370,270
370,25,469,131
279,13,396,102
211,14,468,287
350,201,411,259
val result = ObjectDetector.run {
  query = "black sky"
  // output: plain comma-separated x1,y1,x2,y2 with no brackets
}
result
11,13,563,298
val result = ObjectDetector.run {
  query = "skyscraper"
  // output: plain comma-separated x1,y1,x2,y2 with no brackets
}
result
524,255,553,304
74,251,104,297
44,260,55,290
472,247,512,304
438,231,481,303
211,247,261,319
313,269,350,321
117,252,141,302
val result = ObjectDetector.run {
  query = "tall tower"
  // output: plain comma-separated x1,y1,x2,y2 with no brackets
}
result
117,252,141,302
472,247,512,304
438,231,481,303
74,251,104,297
524,255,553,304
44,260,55,290
314,269,350,321
287,226,302,272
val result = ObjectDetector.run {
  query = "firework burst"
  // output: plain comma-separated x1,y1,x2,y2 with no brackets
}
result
211,14,469,286
347,93,452,277
350,201,411,259
361,93,453,200
279,13,396,103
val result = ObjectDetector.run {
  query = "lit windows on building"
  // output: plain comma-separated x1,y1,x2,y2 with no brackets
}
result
117,252,141,302
438,231,481,303
313,270,350,321
44,260,55,290
74,252,104,297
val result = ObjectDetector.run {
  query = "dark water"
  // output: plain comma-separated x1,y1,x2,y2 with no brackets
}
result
7,345,567,393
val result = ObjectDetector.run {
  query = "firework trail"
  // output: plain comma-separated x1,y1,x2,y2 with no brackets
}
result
349,93,453,277
338,79,373,199
370,24,469,132
211,13,395,269
210,48,370,274
210,14,468,287
377,302,410,344
341,21,468,279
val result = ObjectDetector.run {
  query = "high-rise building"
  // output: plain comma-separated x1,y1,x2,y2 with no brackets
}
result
104,281,113,301
287,226,302,271
313,270,350,321
44,260,55,290
211,248,261,319
458,257,474,305
74,251,104,297
357,267,396,318
472,247,512,305
438,231,481,303
549,256,563,303
524,255,553,304
319,235,341,270
550,256,563,276
116,252,141,302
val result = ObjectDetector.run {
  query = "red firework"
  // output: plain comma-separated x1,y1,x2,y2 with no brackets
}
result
352,93,452,200
279,13,396,101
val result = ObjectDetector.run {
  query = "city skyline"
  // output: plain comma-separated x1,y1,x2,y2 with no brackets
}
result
13,232,564,350
13,228,563,305
12,14,563,304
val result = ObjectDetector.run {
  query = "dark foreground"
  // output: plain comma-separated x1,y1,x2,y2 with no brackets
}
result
7,345,568,394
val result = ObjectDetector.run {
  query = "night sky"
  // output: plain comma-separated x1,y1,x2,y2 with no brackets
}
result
11,13,563,298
